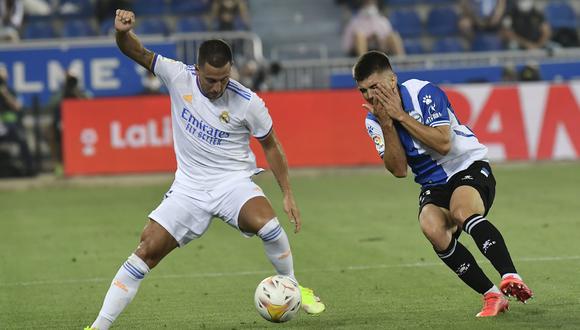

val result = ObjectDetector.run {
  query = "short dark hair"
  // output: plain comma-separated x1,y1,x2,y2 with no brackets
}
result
352,51,393,82
197,39,233,67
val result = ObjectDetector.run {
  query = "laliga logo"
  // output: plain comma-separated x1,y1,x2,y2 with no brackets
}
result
111,117,172,149
80,128,98,156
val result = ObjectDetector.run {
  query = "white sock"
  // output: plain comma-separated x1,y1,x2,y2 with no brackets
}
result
484,285,502,295
258,218,296,282
502,273,522,280
91,254,150,330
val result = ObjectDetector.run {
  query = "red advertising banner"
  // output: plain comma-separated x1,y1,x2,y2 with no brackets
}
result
62,96,175,175
62,82,580,176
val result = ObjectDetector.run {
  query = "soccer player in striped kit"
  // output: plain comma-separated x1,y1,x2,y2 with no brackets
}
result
353,51,533,317
86,9,324,330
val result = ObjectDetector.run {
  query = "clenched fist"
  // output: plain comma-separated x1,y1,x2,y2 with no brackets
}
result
115,9,135,33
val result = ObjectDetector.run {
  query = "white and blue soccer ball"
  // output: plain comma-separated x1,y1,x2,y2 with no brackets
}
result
254,275,301,323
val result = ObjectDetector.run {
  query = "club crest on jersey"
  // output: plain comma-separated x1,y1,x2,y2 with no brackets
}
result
423,95,439,114
372,134,384,148
219,111,230,124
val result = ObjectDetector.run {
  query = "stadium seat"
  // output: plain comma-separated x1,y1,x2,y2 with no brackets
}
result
426,7,458,36
432,37,465,53
170,0,211,15
544,2,577,29
403,39,425,54
175,16,208,33
471,33,504,52
389,9,422,38
61,19,97,38
134,18,169,36
22,21,58,39
133,0,168,16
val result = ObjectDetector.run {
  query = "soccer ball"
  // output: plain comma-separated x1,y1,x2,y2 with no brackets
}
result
254,275,301,323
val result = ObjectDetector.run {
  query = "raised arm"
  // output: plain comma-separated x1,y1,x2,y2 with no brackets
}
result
114,9,155,71
258,130,302,233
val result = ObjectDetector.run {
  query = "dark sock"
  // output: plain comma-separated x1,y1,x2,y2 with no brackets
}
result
436,238,494,294
463,214,517,276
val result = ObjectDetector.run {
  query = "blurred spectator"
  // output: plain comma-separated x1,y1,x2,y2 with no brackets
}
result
518,61,541,81
501,0,552,50
141,71,164,95
209,0,250,31
501,63,518,82
238,59,282,92
334,0,363,25
47,72,88,174
459,0,507,41
0,66,34,176
552,28,579,48
22,0,51,16
0,0,23,42
341,0,405,57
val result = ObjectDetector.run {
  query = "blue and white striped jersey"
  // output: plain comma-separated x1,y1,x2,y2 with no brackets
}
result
365,79,488,187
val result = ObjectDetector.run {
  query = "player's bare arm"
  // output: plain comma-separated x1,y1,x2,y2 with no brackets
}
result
376,83,451,155
363,92,407,177
114,9,155,71
259,130,302,233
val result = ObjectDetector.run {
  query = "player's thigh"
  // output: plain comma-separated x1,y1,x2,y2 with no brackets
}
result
214,178,272,235
238,196,276,234
449,186,485,226
449,160,496,224
419,204,456,250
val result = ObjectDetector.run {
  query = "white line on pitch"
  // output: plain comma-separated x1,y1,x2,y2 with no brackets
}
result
1,255,579,288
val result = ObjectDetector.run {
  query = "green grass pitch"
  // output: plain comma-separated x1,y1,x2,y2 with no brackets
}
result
1,163,580,329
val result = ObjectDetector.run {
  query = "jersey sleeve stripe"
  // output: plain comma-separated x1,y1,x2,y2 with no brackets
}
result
255,125,273,140
150,53,159,73
226,86,251,100
226,82,251,98
430,121,450,127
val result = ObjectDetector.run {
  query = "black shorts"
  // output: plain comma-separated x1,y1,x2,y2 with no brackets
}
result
418,161,496,217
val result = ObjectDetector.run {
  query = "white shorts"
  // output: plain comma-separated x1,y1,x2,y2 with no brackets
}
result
148,178,266,246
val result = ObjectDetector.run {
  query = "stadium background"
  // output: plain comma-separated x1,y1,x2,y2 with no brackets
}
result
1,0,580,329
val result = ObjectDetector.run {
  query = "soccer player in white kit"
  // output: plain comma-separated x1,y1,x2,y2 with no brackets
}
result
86,10,325,330
352,51,533,317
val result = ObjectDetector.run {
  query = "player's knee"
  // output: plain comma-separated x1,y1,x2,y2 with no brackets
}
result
257,217,283,242
134,240,167,269
419,215,441,240
449,207,472,226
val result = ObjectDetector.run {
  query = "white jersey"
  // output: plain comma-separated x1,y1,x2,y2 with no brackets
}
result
152,54,272,191
365,79,488,187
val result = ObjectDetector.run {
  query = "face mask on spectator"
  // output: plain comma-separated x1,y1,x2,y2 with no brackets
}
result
361,4,379,17
517,0,534,12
